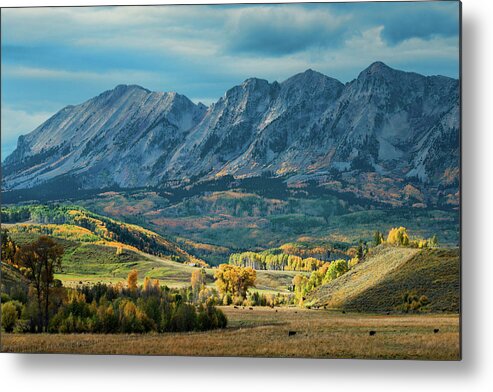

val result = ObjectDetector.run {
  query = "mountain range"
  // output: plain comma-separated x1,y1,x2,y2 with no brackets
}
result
2,62,460,208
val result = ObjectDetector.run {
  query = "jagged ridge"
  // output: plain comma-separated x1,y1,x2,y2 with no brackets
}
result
2,62,459,207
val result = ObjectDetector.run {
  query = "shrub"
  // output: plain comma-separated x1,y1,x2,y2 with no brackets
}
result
1,302,19,332
397,290,430,313
197,304,227,331
9,286,28,304
348,257,359,269
1,292,11,303
170,303,197,332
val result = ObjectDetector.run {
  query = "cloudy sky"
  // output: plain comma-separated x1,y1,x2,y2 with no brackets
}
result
1,1,460,159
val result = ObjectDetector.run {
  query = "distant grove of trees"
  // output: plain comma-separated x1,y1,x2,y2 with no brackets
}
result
229,251,325,272
2,217,443,333
230,226,439,273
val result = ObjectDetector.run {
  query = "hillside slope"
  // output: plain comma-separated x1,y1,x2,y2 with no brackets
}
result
1,205,202,265
1,262,29,297
4,228,204,287
308,246,460,312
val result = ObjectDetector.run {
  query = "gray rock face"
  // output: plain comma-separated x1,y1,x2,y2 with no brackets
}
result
2,62,459,206
3,85,207,189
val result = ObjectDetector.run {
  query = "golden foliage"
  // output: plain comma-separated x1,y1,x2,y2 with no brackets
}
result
348,257,360,269
387,227,410,246
191,269,206,293
214,264,256,298
127,269,138,292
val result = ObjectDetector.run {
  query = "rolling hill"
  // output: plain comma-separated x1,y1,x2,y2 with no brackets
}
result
1,204,201,265
308,246,460,312
1,261,29,299
3,224,298,293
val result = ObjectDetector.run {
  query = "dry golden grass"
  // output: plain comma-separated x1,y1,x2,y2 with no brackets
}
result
309,247,420,308
1,307,459,360
309,246,460,313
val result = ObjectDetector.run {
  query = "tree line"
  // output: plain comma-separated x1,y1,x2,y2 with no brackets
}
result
229,251,326,272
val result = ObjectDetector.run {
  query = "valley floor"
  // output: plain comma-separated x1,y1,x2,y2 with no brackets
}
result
1,307,460,360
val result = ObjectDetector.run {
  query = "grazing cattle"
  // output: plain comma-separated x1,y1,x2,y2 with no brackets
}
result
369,331,376,336
249,307,253,310
275,310,278,313
288,331,297,336
434,328,440,333
234,306,238,309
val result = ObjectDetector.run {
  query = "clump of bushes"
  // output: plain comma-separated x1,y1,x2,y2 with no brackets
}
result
376,228,439,249
396,290,430,313
1,302,20,332
247,291,293,307
387,227,410,246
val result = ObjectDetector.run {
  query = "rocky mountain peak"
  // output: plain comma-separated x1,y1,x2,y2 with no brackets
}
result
2,63,459,208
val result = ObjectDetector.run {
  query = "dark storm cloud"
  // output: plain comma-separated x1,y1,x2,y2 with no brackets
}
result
222,2,459,56
376,4,459,45
224,6,349,56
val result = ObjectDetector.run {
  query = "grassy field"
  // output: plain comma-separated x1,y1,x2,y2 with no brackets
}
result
0,307,460,360
5,228,299,294
309,246,460,312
